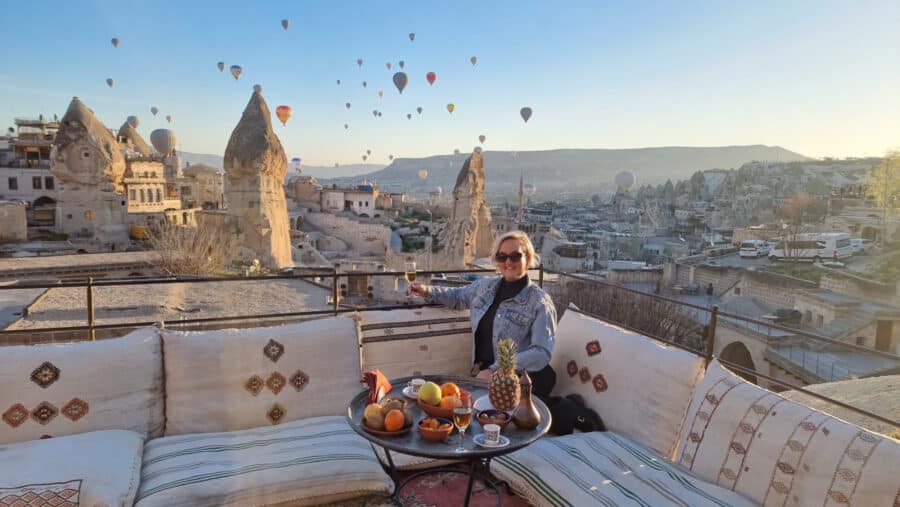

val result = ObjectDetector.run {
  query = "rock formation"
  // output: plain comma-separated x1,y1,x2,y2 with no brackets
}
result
222,89,292,269
439,148,494,268
117,121,151,156
50,97,129,250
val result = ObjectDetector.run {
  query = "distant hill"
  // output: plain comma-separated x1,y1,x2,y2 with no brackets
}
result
325,145,809,197
178,152,384,179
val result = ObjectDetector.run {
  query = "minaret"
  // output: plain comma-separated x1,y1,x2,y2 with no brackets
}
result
516,172,525,225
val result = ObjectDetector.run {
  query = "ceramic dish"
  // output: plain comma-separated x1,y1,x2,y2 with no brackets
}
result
402,386,419,399
361,419,412,437
473,433,510,448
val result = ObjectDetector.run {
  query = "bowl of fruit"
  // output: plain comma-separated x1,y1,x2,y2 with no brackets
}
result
361,397,413,436
476,409,512,430
417,381,471,419
418,417,454,443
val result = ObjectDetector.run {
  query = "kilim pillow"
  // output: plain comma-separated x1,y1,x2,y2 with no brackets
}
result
163,316,365,435
675,359,900,506
358,307,473,378
0,429,144,507
549,306,706,459
0,327,164,445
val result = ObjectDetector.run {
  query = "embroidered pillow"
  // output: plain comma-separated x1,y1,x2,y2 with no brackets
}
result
550,307,705,458
163,316,364,435
675,359,900,506
0,327,164,445
358,307,473,378
0,429,144,507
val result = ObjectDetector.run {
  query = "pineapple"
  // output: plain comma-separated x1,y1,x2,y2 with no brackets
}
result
489,338,521,411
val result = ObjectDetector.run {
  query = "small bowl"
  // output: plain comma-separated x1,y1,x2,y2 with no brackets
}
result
417,417,454,443
476,409,512,430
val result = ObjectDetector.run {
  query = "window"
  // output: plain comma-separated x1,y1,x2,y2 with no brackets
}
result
32,177,42,189
140,189,146,203
44,177,54,189
7,177,17,190
156,189,162,202
816,314,824,328
181,186,191,196
129,189,136,201
856,336,866,346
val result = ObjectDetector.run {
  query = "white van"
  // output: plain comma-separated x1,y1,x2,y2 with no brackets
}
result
850,238,873,254
739,239,769,258
769,233,853,261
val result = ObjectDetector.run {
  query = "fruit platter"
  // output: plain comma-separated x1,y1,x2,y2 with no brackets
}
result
416,380,472,418
361,397,414,436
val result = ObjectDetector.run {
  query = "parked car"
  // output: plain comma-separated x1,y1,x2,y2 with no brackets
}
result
850,238,874,255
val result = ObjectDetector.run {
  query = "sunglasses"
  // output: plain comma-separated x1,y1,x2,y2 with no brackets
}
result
495,251,524,263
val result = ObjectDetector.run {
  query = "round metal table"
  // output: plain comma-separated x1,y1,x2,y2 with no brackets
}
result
347,375,551,507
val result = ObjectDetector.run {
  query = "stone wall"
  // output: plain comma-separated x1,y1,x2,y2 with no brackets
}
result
303,212,390,255
0,201,27,242
820,271,896,305
741,270,816,308
607,268,663,286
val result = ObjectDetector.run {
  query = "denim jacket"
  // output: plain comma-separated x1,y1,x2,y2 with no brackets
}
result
427,276,557,372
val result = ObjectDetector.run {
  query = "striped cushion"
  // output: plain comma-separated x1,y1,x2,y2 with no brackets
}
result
134,416,394,507
490,432,758,507
675,360,900,507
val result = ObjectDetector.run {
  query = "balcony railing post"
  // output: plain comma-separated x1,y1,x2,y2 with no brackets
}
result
331,269,339,316
538,263,544,288
705,305,718,367
86,277,95,341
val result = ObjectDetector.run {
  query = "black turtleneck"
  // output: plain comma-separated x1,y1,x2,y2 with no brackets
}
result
474,275,529,368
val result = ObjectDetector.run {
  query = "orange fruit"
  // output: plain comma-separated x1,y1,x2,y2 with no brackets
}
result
439,395,460,410
384,409,405,432
440,383,460,398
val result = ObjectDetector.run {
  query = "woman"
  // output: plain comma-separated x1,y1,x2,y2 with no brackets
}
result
409,230,557,398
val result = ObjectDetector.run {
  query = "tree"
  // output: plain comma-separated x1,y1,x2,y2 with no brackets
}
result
590,193,602,206
150,223,237,276
868,150,900,241
780,192,815,261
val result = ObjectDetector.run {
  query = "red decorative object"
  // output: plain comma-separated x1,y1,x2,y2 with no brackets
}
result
2,403,29,428
267,403,286,425
266,372,287,395
245,375,264,396
61,398,89,422
592,374,608,392
360,369,392,404
31,402,58,425
566,360,578,377
585,340,602,356
578,367,591,383
290,370,309,392
30,362,61,388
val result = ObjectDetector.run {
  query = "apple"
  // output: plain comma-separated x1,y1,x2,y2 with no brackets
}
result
418,381,442,406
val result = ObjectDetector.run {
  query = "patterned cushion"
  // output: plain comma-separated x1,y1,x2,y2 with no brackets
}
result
163,316,364,435
358,307,473,378
0,429,144,507
675,359,900,506
0,327,164,444
550,307,706,458
490,431,758,507
134,416,394,507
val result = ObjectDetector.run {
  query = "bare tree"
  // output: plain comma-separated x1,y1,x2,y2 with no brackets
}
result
868,149,900,243
779,192,815,261
150,223,237,276
549,279,704,351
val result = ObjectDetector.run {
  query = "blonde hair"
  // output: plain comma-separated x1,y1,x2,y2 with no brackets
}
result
492,230,540,269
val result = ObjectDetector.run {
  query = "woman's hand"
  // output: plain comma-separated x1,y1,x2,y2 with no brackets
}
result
476,369,492,380
408,282,429,297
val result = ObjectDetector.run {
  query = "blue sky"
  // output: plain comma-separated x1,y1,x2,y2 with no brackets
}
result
2,0,898,166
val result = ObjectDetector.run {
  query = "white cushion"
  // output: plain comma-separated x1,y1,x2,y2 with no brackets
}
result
0,429,144,507
550,307,705,458
490,432,757,507
0,327,164,445
358,307,473,378
134,416,394,507
675,359,900,506
163,316,364,435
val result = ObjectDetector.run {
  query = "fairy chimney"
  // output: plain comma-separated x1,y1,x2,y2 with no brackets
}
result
439,148,494,268
50,97,129,249
117,121,151,156
223,88,292,268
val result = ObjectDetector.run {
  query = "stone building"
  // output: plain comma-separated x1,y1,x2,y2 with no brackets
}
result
0,201,27,242
439,148,494,268
287,174,322,205
321,183,379,217
181,163,224,210
221,89,292,269
0,117,59,227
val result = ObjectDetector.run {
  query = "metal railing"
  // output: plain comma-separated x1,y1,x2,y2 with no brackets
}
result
1,265,898,430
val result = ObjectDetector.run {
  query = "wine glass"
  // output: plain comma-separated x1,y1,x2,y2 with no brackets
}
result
404,261,417,299
453,392,474,452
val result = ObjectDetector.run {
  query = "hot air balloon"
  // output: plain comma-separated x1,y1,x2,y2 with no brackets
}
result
474,146,483,154
434,186,443,195
454,149,460,155
409,33,415,41
377,112,382,117
615,171,637,191
524,183,537,196
407,113,412,119
399,60,405,69
230,65,242,80
446,103,455,113
377,90,384,98
344,123,349,129
362,155,367,162
366,149,371,155
392,72,408,94
416,106,423,114
111,38,119,48
217,62,225,72
478,135,486,144
362,81,367,88
426,72,436,85
150,106,159,116
166,115,173,124
386,62,392,71
345,102,351,109
290,157,302,172
470,56,477,66
126,116,140,128
106,78,114,88
520,107,533,123
336,79,341,85
372,110,378,117
150,129,177,155
418,169,428,180
357,58,363,68
281,19,290,30
253,84,262,93
389,155,394,160
276,105,292,126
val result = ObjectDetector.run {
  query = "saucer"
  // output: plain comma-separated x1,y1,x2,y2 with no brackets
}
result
402,386,419,400
473,433,509,449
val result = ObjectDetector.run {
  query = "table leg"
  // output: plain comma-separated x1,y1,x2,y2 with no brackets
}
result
463,459,478,507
